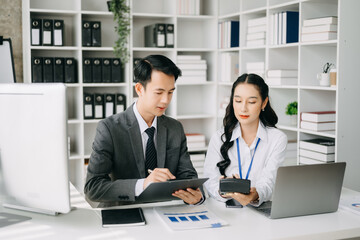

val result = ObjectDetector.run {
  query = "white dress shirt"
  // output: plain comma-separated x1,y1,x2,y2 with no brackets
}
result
133,102,157,196
204,121,287,206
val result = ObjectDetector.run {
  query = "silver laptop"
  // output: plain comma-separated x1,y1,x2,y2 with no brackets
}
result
251,162,346,219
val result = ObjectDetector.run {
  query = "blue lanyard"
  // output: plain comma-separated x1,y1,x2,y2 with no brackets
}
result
236,138,261,180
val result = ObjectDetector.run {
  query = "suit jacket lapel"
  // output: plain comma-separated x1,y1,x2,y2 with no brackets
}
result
125,105,146,178
156,117,167,168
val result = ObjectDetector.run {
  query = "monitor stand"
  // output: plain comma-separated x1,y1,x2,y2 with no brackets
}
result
3,203,76,216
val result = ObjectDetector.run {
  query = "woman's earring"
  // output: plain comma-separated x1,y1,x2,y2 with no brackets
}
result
262,108,265,111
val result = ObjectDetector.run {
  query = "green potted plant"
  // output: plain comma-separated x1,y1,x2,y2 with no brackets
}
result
108,0,131,64
285,101,298,125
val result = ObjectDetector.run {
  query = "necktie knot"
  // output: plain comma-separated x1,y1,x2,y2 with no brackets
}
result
145,127,155,138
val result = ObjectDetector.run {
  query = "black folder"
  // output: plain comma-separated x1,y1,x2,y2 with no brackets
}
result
115,93,126,113
64,58,77,83
102,58,111,83
165,24,174,48
144,23,165,48
105,94,115,117
111,58,123,83
31,19,42,46
101,208,145,227
94,94,104,119
32,57,43,83
42,19,53,46
43,57,54,82
91,21,101,47
92,58,102,83
53,58,65,83
82,21,92,47
83,58,92,83
133,58,141,82
53,19,64,46
84,93,94,119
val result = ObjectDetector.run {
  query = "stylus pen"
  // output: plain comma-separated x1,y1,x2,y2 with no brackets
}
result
148,169,153,175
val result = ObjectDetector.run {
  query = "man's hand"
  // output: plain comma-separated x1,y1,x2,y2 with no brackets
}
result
172,188,203,205
143,168,175,189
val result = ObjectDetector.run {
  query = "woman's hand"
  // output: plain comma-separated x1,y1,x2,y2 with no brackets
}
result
223,187,259,206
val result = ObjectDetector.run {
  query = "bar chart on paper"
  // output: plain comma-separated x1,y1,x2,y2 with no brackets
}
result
154,205,228,231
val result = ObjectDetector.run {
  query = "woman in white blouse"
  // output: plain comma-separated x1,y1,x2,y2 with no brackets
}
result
204,73,287,206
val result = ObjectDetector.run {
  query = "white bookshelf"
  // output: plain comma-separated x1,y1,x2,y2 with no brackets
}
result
22,0,360,192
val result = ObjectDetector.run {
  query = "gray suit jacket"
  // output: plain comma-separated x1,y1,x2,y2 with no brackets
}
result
84,104,198,205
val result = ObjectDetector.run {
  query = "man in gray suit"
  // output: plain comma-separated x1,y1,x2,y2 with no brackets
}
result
85,55,203,206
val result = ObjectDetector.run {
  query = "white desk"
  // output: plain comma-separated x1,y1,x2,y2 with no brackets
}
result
1,187,360,240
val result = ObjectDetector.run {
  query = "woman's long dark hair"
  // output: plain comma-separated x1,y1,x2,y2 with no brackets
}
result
216,73,278,176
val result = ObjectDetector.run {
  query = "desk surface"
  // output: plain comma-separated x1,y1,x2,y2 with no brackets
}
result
1,187,360,240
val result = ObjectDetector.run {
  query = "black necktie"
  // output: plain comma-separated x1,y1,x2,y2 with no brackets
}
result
145,127,157,174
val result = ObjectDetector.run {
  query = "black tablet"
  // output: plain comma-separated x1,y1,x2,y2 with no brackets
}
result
135,178,208,203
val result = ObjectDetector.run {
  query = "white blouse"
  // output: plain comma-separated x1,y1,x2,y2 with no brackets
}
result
204,122,287,206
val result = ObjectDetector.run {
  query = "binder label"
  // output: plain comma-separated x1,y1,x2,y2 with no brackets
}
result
158,34,165,47
43,31,52,45
54,29,63,46
116,105,124,113
31,29,40,45
95,105,103,118
84,105,93,117
105,102,114,117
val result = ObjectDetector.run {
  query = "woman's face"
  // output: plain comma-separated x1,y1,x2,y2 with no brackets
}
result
232,83,268,127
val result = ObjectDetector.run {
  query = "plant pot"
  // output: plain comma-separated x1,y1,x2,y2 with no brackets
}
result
290,115,297,126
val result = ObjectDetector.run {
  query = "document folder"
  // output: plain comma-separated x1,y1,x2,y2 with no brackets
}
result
105,94,115,117
102,58,111,83
53,58,65,83
32,57,43,83
43,58,54,82
91,21,101,47
94,94,104,119
83,58,92,83
31,19,42,46
92,58,102,83
42,19,53,46
82,21,92,47
165,24,174,48
64,58,77,83
53,19,64,46
144,23,166,47
115,93,126,113
111,58,123,83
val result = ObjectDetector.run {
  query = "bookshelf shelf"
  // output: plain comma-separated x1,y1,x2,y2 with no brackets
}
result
22,0,360,192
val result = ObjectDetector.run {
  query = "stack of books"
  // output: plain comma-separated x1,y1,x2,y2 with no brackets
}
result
219,53,239,82
189,153,206,177
302,16,338,42
177,0,201,15
186,133,206,151
177,55,207,84
218,20,239,48
266,69,298,86
300,111,336,131
246,62,265,78
299,138,335,165
246,17,266,47
270,11,299,45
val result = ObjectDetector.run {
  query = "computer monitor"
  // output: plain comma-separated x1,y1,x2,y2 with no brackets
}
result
0,83,71,215
0,37,16,83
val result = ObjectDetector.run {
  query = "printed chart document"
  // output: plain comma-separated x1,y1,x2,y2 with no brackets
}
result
339,196,360,216
154,205,228,231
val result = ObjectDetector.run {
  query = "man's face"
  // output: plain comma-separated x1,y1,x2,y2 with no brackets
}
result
136,70,176,120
